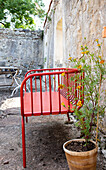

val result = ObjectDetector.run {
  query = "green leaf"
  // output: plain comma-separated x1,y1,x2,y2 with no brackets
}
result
0,0,45,29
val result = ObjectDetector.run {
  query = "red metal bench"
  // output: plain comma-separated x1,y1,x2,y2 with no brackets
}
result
20,68,84,168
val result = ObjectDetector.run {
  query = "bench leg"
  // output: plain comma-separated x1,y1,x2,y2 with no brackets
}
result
67,113,70,121
22,116,26,168
26,117,28,123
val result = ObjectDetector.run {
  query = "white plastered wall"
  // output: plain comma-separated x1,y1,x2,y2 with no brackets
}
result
54,18,63,67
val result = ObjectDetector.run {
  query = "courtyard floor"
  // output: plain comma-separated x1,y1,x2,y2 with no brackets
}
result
0,88,106,170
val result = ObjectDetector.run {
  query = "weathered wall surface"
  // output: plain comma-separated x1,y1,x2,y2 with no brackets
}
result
44,13,54,68
63,0,106,61
0,28,44,71
44,0,106,129
44,0,106,67
44,0,63,68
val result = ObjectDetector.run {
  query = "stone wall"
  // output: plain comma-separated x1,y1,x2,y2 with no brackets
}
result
44,0,106,67
63,0,106,62
0,28,44,71
44,0,106,129
44,0,63,68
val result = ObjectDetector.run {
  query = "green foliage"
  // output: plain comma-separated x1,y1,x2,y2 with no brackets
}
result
0,0,45,29
69,39,106,144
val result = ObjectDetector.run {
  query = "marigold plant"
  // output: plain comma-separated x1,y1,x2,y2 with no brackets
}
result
67,38,106,144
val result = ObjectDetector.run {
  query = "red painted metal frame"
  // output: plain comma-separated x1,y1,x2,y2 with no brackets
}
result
20,68,84,168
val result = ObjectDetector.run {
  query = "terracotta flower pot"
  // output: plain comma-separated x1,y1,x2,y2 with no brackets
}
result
63,139,98,170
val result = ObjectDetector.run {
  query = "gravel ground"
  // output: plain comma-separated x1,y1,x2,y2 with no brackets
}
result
0,88,106,170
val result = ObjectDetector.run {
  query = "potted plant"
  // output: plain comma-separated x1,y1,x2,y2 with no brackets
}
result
63,38,106,170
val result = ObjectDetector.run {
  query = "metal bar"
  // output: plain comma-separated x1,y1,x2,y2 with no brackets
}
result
25,81,27,92
58,74,61,113
81,72,84,102
20,85,24,116
45,75,47,91
35,71,37,92
54,75,56,91
82,72,84,101
61,70,62,85
26,117,28,123
24,68,79,78
22,116,26,168
80,73,82,100
78,80,79,100
30,77,33,115
73,74,74,94
49,75,52,113
66,73,70,121
75,73,78,104
40,76,43,114
67,73,70,111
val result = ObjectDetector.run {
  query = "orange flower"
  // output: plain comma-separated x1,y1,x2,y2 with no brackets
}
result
68,57,72,60
77,85,81,89
77,100,82,107
61,72,65,76
100,60,104,64
77,65,82,69
98,56,101,59
95,39,98,42
81,51,85,55
97,44,101,47
58,84,64,89
85,50,89,54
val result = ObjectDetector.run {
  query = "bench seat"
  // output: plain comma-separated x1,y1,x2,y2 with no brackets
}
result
23,91,73,116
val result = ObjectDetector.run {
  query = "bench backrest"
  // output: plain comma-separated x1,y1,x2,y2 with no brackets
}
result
20,68,84,115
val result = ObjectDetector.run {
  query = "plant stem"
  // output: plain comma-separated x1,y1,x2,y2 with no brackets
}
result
96,73,102,144
89,112,94,133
